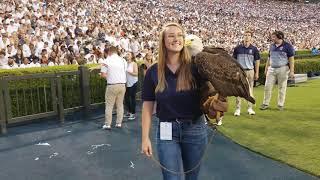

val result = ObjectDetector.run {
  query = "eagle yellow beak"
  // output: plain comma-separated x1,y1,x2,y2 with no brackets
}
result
185,39,192,47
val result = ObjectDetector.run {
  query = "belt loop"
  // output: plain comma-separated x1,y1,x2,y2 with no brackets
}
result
175,118,180,124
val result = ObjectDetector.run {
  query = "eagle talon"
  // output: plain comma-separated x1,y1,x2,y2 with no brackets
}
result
206,119,218,130
205,114,219,126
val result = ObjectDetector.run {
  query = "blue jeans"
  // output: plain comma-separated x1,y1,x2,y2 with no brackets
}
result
156,116,208,180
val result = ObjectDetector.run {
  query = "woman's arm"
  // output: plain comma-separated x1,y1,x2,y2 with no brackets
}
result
100,72,107,79
141,64,156,157
141,101,154,157
127,62,138,76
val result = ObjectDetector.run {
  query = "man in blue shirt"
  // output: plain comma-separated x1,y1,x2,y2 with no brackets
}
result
260,31,295,111
233,30,260,116
311,47,319,55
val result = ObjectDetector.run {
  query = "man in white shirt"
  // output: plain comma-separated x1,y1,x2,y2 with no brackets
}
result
6,45,17,57
22,43,31,58
85,53,96,64
73,40,81,54
100,46,127,130
0,32,10,49
7,21,18,35
120,36,130,52
0,57,18,69
19,58,31,68
0,50,8,67
129,38,140,56
35,38,44,57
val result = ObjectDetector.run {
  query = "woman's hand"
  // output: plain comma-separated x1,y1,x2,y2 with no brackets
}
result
141,137,153,157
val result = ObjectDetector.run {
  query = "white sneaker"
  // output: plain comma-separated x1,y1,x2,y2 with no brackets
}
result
115,123,122,128
123,113,131,118
128,114,136,120
234,109,241,116
217,117,223,126
248,108,256,115
102,125,111,130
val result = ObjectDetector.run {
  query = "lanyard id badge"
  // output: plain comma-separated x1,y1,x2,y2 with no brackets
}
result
160,122,172,140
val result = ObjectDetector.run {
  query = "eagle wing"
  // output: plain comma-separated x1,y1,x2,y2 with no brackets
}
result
194,47,255,104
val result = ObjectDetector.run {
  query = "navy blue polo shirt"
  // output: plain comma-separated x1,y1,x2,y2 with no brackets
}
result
142,63,203,121
232,44,260,70
269,42,295,68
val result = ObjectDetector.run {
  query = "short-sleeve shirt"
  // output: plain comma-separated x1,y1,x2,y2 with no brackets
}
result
269,42,295,68
100,54,127,84
142,63,203,121
233,44,260,70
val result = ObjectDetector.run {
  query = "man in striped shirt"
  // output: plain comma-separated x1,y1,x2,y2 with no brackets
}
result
233,30,260,116
260,31,295,111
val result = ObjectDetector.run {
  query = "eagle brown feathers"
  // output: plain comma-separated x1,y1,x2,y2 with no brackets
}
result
194,47,255,104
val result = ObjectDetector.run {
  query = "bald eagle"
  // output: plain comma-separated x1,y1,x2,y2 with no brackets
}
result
185,35,255,123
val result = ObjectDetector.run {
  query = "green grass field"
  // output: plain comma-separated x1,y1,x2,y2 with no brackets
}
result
219,78,320,176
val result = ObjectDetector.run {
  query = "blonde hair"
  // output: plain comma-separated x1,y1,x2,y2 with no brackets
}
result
244,30,253,37
155,22,194,93
108,46,118,54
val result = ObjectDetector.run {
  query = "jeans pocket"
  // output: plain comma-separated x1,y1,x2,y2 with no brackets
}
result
182,121,207,144
183,117,206,132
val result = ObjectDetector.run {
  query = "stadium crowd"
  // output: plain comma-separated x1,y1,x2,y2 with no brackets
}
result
0,0,319,69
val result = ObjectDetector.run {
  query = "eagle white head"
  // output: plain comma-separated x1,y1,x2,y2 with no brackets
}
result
185,34,204,56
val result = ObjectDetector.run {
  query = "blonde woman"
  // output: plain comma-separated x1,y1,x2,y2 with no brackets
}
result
124,52,138,120
141,50,154,76
141,23,207,180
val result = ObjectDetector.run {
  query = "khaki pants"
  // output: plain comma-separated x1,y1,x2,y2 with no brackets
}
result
236,69,254,109
263,66,289,107
105,84,126,126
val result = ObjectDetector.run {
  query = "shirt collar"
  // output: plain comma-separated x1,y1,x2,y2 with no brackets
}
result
241,43,253,49
165,65,178,77
273,41,285,48
108,53,120,59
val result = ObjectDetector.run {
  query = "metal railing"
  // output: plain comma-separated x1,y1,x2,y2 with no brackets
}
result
0,66,106,134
